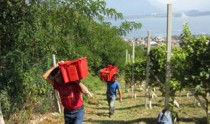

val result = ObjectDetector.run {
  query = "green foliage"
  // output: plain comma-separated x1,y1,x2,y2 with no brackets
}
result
171,23,210,93
179,22,193,48
150,23,210,105
150,44,167,84
0,0,144,122
82,73,104,92
119,21,142,36
122,18,210,122
171,47,189,87
1,0,210,123
182,35,210,87
124,57,146,84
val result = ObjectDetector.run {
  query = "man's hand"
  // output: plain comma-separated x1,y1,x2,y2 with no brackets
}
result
77,81,89,94
119,98,122,103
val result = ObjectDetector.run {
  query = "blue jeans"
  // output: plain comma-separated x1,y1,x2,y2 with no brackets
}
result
106,95,116,115
64,105,84,124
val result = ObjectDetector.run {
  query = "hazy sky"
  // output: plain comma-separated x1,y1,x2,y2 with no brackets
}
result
105,0,210,15
149,0,210,11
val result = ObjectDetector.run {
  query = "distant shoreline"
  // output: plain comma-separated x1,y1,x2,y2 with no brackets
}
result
105,10,210,21
105,14,210,21
107,15,210,38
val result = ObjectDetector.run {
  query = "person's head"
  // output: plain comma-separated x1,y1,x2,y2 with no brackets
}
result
50,67,64,85
111,73,119,82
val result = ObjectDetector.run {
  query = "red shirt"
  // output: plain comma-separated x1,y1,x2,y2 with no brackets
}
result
53,83,83,110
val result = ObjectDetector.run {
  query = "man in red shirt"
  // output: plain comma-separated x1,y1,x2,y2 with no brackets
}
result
43,65,89,124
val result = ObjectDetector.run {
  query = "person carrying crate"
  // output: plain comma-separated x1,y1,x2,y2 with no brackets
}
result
106,73,123,117
42,64,89,124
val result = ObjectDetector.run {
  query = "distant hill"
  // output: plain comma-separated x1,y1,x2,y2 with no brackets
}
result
185,10,210,17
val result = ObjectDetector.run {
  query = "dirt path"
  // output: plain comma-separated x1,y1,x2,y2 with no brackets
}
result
30,81,207,124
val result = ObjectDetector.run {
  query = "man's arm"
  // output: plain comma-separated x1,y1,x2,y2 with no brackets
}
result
76,80,89,94
42,66,58,85
118,88,122,102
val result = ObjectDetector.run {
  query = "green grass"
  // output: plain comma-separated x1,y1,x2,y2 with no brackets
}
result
28,77,208,124
83,78,208,124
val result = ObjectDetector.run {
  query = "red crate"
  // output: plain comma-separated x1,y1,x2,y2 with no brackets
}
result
66,62,80,82
100,65,118,82
59,61,72,83
108,65,118,74
99,68,109,81
75,57,89,79
58,57,89,83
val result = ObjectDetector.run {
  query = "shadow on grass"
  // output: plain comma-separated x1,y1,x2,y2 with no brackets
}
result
95,93,106,96
90,94,146,102
95,112,110,117
90,103,160,111
91,104,144,111
178,117,206,124
84,117,206,124
91,106,109,110
84,117,157,124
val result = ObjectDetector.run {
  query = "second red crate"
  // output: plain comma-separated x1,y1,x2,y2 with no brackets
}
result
100,65,118,82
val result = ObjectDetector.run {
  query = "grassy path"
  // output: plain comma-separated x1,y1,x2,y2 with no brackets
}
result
83,81,206,124
83,82,160,124
31,81,207,124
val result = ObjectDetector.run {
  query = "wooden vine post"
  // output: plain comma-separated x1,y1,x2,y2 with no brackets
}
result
52,54,62,113
132,41,136,98
0,103,5,124
145,31,151,108
125,49,129,92
165,4,172,109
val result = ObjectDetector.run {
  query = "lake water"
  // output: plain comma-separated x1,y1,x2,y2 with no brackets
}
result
108,15,210,38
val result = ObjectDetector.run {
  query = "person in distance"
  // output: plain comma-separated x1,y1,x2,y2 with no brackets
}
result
106,73,122,117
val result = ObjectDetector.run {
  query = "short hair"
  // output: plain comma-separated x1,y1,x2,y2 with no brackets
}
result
113,73,119,78
50,67,60,77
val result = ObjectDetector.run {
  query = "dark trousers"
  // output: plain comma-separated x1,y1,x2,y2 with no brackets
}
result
64,105,84,124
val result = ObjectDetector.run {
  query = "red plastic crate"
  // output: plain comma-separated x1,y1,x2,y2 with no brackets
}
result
100,65,118,82
59,61,72,83
108,65,118,74
99,68,109,81
75,57,89,79
58,57,89,83
66,62,80,82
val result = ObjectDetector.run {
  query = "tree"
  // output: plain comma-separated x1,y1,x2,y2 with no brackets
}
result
0,0,143,122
